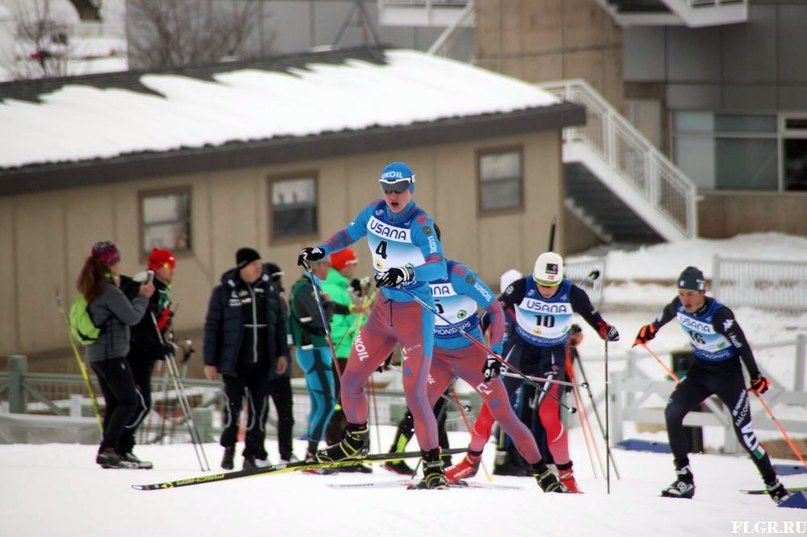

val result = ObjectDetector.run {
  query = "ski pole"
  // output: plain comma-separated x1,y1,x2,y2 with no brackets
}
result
499,371,587,389
640,344,681,383
572,348,621,480
566,349,604,479
55,288,103,434
399,286,577,414
151,313,210,471
450,388,493,482
751,390,807,469
306,269,343,378
604,335,611,494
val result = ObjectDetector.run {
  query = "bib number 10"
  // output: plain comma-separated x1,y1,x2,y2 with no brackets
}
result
534,315,555,328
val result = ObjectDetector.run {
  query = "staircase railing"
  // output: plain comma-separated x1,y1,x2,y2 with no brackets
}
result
539,79,698,239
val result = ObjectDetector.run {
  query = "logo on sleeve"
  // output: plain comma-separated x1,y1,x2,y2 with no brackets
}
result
465,274,475,284
423,226,432,235
723,319,734,331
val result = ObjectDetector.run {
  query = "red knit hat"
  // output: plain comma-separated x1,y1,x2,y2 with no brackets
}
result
91,241,121,267
330,248,357,271
147,248,176,271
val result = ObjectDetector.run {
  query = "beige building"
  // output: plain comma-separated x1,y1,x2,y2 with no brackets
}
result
0,46,583,367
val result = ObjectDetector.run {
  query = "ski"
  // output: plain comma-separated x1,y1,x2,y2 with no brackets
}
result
740,485,807,496
132,448,468,491
327,479,524,491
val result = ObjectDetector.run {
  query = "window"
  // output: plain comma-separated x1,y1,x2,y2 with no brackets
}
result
270,174,318,238
140,188,191,257
478,148,523,212
672,112,779,191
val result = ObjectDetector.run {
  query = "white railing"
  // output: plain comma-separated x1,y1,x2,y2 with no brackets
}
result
661,0,748,27
584,337,807,453
427,0,475,57
566,258,606,309
378,0,473,27
539,79,698,239
713,256,807,312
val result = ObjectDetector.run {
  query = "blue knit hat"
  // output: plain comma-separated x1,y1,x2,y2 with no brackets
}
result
380,161,416,193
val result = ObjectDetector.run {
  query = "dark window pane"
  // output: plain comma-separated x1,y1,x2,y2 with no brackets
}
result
270,176,317,238
479,150,522,211
715,114,776,133
784,138,807,191
715,138,777,190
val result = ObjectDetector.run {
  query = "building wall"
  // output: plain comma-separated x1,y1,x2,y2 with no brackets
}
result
698,191,807,239
0,130,562,359
475,0,624,111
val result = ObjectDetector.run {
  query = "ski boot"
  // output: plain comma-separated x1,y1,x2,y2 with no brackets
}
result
661,465,695,499
96,448,139,469
123,452,153,470
408,449,449,490
557,462,582,493
533,461,563,492
221,446,235,470
766,479,790,505
383,459,415,475
445,451,482,484
315,423,370,463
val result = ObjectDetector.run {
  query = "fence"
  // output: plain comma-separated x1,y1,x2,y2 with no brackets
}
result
603,337,807,454
713,255,807,312
566,257,606,309
0,355,478,445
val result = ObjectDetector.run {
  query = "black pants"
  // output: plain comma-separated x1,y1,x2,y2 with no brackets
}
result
665,361,775,482
120,358,155,454
389,392,450,462
266,376,295,460
92,357,139,454
221,370,272,459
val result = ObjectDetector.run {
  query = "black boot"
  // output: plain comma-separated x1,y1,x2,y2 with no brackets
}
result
315,423,369,463
765,478,789,505
533,461,563,492
122,452,153,470
661,465,695,499
408,449,448,490
221,446,235,470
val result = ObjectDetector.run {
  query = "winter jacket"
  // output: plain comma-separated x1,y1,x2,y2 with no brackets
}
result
86,279,149,363
320,268,364,359
121,274,171,364
203,267,289,376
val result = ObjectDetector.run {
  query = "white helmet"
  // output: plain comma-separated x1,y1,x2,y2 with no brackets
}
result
533,252,564,286
499,269,522,294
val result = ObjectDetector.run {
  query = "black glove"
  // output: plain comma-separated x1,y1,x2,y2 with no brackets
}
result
158,342,175,359
482,355,502,382
597,321,619,342
749,375,770,394
375,266,414,288
297,247,325,269
633,323,657,347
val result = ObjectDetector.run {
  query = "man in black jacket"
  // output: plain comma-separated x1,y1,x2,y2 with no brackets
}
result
120,248,177,469
204,248,290,470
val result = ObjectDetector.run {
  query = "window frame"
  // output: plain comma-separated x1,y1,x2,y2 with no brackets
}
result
267,171,320,244
138,186,192,261
476,145,525,216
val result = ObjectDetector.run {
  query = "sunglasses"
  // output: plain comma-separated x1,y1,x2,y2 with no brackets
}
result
380,179,411,194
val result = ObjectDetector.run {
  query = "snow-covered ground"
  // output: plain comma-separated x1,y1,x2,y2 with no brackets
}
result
1,233,806,535
1,428,805,537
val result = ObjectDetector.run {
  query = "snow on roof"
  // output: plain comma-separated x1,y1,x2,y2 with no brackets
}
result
0,49,560,170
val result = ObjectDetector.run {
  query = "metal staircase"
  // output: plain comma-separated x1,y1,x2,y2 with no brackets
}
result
539,79,698,243
595,0,748,27
377,0,474,28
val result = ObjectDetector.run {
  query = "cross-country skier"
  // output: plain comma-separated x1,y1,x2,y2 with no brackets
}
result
297,161,449,488
425,257,564,493
633,266,789,504
448,251,619,493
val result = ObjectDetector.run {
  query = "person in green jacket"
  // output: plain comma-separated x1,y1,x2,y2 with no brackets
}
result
320,248,374,473
290,257,356,462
